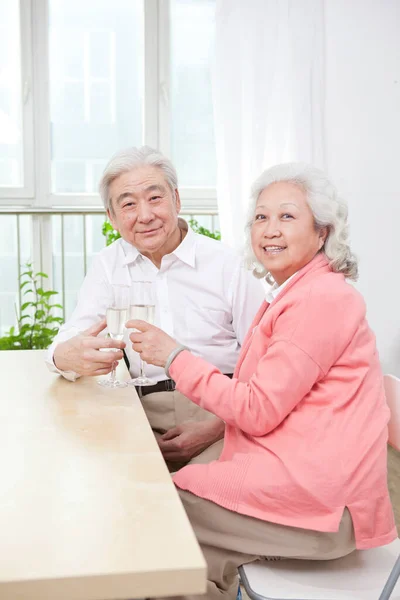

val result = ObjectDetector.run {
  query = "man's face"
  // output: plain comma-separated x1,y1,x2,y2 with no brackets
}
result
107,165,181,256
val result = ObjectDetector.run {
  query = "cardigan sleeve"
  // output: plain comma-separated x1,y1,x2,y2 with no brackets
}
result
169,281,366,436
169,342,321,436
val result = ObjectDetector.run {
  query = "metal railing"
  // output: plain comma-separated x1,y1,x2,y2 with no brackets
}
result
0,207,219,333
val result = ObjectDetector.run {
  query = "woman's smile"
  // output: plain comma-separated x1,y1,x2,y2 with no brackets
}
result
262,244,287,254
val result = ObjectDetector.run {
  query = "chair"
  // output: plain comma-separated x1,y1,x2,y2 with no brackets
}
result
385,375,400,452
239,373,400,600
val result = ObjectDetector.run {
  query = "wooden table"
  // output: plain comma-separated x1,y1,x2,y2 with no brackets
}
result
0,350,206,599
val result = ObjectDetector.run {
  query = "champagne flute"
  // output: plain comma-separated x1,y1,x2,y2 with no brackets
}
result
128,281,157,386
98,284,129,389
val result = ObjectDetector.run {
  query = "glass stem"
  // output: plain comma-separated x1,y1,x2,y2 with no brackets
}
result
110,356,117,383
139,357,146,379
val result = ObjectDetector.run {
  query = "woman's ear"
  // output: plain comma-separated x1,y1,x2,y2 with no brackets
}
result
318,226,329,249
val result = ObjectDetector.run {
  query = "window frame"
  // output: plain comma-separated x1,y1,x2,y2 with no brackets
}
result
0,0,35,203
0,0,217,212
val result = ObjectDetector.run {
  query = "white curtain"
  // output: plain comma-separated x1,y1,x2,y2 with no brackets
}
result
213,0,325,249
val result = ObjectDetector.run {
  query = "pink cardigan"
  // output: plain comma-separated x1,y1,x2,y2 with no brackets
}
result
171,254,397,550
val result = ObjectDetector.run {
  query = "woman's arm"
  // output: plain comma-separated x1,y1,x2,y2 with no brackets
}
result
130,282,365,436
168,341,321,436
172,283,365,435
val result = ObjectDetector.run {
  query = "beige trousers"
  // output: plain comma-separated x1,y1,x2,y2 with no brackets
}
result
160,491,356,600
140,389,216,433
143,390,356,600
140,390,223,469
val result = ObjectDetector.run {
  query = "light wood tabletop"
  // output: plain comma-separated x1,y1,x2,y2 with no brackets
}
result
0,350,206,599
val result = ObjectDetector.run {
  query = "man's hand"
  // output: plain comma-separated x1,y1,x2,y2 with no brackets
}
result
126,320,179,367
53,320,126,376
158,419,225,463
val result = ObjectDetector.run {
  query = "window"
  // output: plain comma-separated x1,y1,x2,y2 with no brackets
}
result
0,0,218,333
49,0,144,194
170,0,216,187
0,0,23,187
0,0,33,198
0,0,217,207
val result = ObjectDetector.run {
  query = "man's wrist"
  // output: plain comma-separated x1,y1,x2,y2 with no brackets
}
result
53,343,67,372
47,343,79,382
205,418,225,442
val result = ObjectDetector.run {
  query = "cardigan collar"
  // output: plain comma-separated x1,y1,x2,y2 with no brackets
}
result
265,252,331,306
234,253,333,377
255,253,332,332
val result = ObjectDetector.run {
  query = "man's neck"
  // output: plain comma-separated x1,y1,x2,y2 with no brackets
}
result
142,225,185,269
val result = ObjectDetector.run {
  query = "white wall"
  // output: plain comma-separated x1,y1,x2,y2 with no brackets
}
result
324,0,400,375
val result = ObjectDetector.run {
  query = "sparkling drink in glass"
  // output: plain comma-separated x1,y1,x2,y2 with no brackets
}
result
98,284,129,389
128,281,157,387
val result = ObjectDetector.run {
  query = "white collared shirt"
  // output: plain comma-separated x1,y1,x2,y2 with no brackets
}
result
261,272,298,304
46,223,265,382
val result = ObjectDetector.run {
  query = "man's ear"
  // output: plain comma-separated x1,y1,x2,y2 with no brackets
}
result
174,189,181,213
107,208,118,231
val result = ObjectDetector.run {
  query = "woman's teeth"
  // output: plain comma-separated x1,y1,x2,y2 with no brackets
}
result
263,246,285,253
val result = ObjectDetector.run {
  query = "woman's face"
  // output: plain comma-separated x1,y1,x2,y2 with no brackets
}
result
251,182,327,285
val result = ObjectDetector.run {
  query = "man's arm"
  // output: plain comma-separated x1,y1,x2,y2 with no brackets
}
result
46,253,124,379
158,418,225,463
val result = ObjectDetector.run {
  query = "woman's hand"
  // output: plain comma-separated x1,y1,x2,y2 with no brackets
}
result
126,320,179,367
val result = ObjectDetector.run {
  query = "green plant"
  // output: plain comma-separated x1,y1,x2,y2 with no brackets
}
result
102,218,221,245
102,221,121,246
0,264,64,350
188,218,221,240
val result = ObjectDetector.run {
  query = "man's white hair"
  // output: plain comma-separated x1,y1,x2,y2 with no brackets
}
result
99,146,178,212
245,163,358,281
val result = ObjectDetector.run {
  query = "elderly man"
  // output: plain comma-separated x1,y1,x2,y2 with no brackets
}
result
46,146,263,468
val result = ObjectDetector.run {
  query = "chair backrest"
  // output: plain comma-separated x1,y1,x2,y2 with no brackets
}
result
384,374,400,451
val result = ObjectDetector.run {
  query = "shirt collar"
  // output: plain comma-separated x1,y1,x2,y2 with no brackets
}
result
121,218,196,268
121,239,140,265
171,219,196,268
261,271,298,304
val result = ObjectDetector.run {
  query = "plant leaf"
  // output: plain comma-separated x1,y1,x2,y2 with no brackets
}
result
19,324,31,334
42,291,58,298
2,264,63,349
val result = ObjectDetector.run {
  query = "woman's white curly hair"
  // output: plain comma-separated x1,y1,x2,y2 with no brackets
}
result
245,163,358,281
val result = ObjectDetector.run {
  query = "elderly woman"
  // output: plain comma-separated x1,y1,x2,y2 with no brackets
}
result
127,163,397,600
